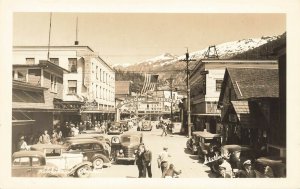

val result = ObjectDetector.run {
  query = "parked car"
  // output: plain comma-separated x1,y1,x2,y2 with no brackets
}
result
63,139,111,169
141,120,152,131
197,131,222,160
12,151,60,177
65,134,110,146
30,144,92,177
120,120,129,131
108,122,124,135
81,129,104,134
186,131,202,155
253,156,286,178
111,132,143,164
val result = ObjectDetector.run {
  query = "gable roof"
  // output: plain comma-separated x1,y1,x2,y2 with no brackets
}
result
115,81,132,95
227,68,279,100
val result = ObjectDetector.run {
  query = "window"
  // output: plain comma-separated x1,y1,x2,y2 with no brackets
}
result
68,58,77,73
81,143,93,150
45,148,61,157
216,80,223,91
50,74,57,93
68,80,77,94
96,66,98,79
26,58,35,64
100,69,102,81
50,58,59,65
13,157,30,166
100,86,102,99
14,70,27,82
103,71,105,82
32,157,41,166
93,144,103,150
96,85,98,98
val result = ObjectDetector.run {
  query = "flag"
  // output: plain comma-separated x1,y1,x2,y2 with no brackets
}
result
141,74,159,94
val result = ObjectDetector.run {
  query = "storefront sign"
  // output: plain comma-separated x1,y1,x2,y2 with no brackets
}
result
117,97,181,108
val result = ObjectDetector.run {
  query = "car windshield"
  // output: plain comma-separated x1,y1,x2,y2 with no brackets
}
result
204,138,217,143
121,136,139,143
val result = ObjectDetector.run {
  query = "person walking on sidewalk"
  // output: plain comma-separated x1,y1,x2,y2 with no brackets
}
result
135,144,146,178
157,147,171,177
143,145,152,178
161,123,168,137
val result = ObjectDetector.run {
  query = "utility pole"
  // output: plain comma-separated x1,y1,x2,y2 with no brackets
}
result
167,77,174,122
47,12,52,61
181,48,196,138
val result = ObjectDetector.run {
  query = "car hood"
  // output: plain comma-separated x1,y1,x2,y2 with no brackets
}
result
121,142,139,147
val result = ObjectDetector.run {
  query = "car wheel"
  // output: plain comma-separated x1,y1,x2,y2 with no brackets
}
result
76,165,92,178
93,158,104,169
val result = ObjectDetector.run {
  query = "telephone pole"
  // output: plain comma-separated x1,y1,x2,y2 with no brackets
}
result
181,48,196,138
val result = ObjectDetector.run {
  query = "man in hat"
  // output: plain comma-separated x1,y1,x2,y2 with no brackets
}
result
157,147,171,177
237,160,256,178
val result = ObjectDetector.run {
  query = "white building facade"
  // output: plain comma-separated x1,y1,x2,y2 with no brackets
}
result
13,46,115,123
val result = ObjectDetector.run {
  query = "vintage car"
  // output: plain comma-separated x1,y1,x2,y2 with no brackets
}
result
30,144,92,177
81,129,104,134
253,156,286,178
186,131,203,155
111,132,143,164
12,151,60,177
120,120,129,131
108,122,124,135
63,139,111,169
197,131,222,160
141,120,152,131
65,133,110,146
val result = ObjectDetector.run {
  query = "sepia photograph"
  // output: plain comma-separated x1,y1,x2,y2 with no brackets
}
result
1,0,300,189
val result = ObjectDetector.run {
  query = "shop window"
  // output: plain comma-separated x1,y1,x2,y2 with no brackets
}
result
68,80,77,94
68,58,77,73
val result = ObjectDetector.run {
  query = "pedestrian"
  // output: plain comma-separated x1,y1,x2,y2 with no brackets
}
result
143,145,152,178
51,130,59,144
39,130,51,144
162,164,182,178
17,136,30,151
157,147,171,177
135,144,146,178
161,123,168,137
237,160,256,178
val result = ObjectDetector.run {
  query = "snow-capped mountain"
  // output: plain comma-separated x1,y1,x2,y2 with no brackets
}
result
114,35,279,71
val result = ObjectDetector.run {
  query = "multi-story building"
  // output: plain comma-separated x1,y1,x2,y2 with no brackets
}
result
13,46,115,124
188,59,278,134
12,60,68,152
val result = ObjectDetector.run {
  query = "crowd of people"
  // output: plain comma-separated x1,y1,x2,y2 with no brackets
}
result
16,120,112,151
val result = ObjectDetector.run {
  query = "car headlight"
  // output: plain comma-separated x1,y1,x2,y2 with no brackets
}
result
83,156,88,161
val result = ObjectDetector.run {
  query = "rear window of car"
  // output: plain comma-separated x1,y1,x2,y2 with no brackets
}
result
13,157,30,166
45,149,61,157
32,157,42,166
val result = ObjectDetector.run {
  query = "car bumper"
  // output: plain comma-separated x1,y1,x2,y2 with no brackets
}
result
116,157,135,161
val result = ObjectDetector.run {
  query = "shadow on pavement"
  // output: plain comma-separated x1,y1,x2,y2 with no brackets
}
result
189,155,199,160
126,176,137,178
184,148,191,154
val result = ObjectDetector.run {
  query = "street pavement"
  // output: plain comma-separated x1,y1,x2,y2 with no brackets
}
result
90,126,216,178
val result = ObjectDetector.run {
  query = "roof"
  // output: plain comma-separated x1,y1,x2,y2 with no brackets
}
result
30,144,67,150
13,150,45,158
115,81,131,95
231,101,250,114
221,145,253,152
227,68,279,100
192,131,221,138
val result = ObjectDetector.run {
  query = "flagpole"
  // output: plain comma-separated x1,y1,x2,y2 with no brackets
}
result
47,12,52,61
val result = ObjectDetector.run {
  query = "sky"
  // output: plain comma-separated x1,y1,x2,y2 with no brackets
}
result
13,13,286,66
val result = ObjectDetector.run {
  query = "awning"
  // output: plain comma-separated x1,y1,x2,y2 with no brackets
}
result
12,111,35,126
231,101,256,128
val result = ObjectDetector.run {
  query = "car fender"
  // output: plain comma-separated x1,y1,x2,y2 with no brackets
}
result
67,161,92,176
91,154,110,163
